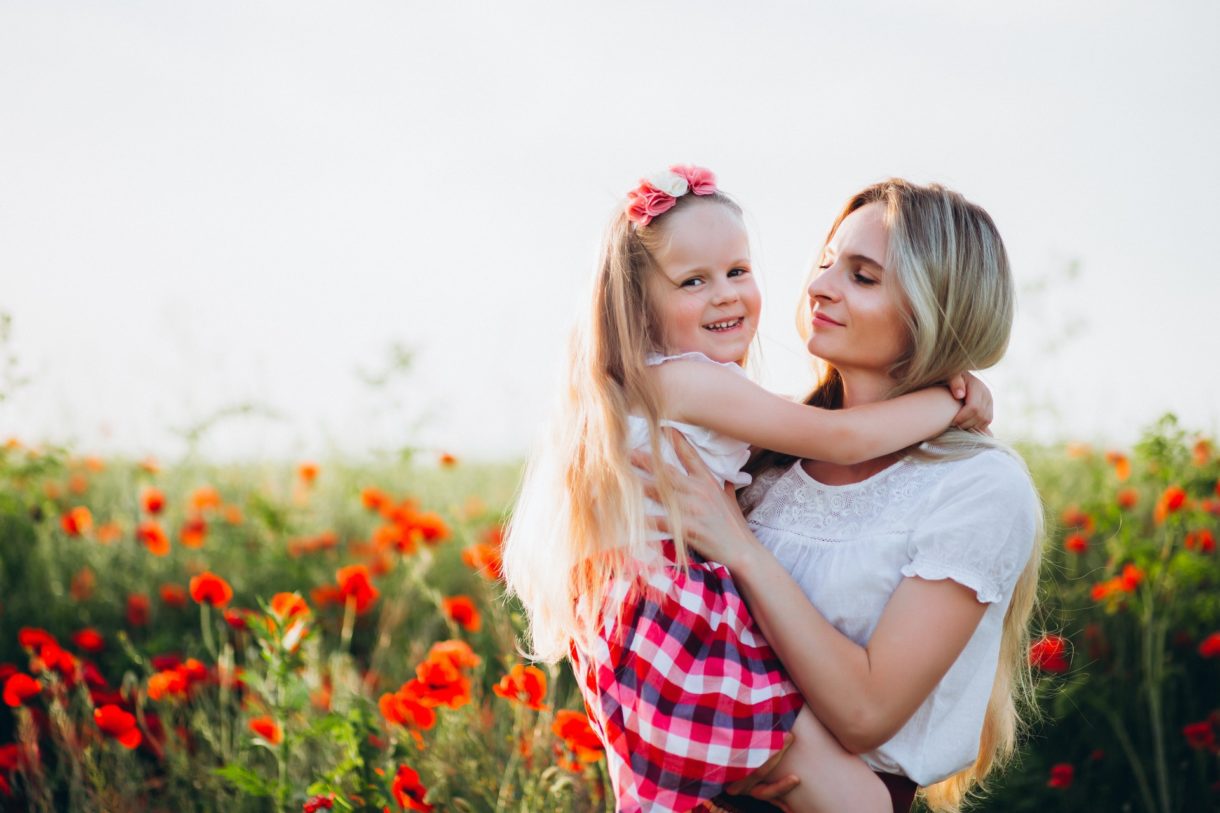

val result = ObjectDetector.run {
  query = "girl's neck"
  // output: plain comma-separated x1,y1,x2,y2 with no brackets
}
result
804,367,904,485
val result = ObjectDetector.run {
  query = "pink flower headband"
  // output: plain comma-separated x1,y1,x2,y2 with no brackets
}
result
625,164,718,227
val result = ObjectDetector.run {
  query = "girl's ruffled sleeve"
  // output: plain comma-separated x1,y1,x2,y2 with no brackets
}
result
900,452,1040,604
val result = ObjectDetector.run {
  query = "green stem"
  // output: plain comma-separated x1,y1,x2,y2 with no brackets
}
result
341,596,356,653
495,705,525,812
201,602,217,659
1103,707,1159,813
1142,595,1171,813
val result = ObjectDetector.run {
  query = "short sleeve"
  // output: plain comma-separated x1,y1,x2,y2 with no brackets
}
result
901,451,1040,604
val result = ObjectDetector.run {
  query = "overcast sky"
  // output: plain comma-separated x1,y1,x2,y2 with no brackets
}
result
3,1,1218,462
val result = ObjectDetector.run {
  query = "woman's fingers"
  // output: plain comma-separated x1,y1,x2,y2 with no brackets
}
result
748,774,800,802
667,427,717,483
629,449,654,475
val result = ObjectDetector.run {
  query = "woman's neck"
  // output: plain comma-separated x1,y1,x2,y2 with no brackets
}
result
804,367,905,485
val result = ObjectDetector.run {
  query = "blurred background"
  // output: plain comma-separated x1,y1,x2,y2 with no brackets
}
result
2,0,1218,462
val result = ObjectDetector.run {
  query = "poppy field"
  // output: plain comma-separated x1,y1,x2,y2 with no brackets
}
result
0,414,1218,812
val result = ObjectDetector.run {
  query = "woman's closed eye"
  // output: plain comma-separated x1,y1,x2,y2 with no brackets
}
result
853,270,878,286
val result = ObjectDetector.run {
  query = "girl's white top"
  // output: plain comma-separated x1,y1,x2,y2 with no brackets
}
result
739,449,1039,786
629,352,752,541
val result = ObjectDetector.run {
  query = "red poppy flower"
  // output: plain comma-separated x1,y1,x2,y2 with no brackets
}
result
303,794,335,812
1194,438,1213,466
552,709,604,762
137,521,171,556
379,688,437,731
1028,635,1070,673
297,462,319,485
1183,720,1217,751
141,487,166,515
71,628,105,654
96,521,123,544
1116,488,1139,510
441,596,481,632
147,669,189,701
1060,506,1095,534
335,564,379,614
269,593,310,623
361,487,390,511
438,452,458,467
461,542,503,582
126,594,151,627
492,664,548,711
1199,632,1220,658
157,583,187,608
1154,485,1187,524
404,656,471,710
61,506,94,537
249,715,283,745
1103,451,1131,481
1120,563,1144,591
3,673,41,707
1063,534,1088,554
426,640,480,671
18,628,56,651
189,485,222,512
189,572,233,608
94,704,142,749
180,516,207,549
70,566,96,601
1186,529,1216,553
1047,762,1074,789
390,764,433,812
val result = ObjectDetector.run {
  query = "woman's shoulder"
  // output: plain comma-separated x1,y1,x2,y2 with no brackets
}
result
921,446,1037,502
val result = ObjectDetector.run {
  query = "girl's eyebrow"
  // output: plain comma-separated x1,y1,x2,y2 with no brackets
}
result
674,258,752,275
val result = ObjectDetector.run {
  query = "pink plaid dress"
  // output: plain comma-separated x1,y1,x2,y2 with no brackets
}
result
570,540,802,813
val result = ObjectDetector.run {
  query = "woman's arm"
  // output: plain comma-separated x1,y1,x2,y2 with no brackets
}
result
636,431,990,752
653,361,960,466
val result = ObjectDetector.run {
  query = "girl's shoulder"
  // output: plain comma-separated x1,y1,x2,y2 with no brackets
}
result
645,351,746,377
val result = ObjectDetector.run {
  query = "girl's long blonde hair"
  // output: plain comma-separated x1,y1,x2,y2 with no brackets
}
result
502,192,744,664
753,179,1044,812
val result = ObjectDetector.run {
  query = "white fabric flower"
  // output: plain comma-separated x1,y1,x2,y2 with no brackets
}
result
647,171,689,197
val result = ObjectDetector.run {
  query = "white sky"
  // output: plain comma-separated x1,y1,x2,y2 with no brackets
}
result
2,1,1218,462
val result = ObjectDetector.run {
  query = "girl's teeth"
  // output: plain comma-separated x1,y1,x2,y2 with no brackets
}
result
705,319,742,331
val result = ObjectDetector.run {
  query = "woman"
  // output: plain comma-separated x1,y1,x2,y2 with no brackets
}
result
647,179,1043,813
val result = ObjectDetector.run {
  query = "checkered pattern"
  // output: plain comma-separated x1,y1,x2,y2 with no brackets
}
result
571,541,802,813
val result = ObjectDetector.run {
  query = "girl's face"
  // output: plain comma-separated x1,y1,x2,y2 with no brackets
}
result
806,202,909,374
649,202,760,365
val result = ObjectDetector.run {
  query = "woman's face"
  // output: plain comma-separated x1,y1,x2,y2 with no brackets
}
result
806,202,909,375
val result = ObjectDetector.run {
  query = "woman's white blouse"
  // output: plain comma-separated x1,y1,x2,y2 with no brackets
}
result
740,449,1039,786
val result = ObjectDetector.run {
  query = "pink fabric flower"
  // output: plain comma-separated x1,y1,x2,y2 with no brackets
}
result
670,164,717,196
626,184,678,226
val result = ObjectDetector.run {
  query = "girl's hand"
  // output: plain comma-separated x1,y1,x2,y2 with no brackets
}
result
629,428,759,570
947,371,993,434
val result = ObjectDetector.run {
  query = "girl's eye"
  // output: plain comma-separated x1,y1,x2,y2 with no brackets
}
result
680,278,704,288
816,263,832,271
853,271,877,286
728,267,751,278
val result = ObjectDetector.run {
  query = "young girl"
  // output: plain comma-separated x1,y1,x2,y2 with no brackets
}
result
502,166,988,813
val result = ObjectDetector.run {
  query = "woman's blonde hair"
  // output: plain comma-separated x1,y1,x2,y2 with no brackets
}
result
502,191,744,663
755,179,1043,812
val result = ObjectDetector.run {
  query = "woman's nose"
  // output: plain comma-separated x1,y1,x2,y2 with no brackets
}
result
808,266,838,300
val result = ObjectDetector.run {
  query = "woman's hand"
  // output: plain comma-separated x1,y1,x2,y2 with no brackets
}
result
947,371,993,433
629,428,760,571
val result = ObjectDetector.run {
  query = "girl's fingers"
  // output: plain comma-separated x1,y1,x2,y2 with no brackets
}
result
629,449,653,474
947,373,967,400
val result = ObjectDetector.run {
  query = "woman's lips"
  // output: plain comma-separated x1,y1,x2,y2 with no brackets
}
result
812,312,843,327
